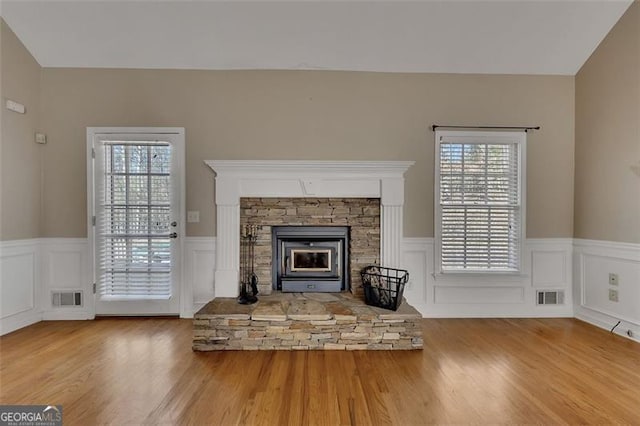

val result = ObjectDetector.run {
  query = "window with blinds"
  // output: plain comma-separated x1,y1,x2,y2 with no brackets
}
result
96,142,173,298
435,131,525,273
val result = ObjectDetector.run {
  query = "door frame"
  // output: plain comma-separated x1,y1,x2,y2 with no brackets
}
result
86,127,187,317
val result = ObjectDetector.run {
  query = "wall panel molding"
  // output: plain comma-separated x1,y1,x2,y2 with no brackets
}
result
184,237,216,317
402,237,574,318
573,238,640,342
40,238,93,321
0,239,41,335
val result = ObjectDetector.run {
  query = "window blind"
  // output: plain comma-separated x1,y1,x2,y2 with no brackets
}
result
96,142,173,298
438,139,521,271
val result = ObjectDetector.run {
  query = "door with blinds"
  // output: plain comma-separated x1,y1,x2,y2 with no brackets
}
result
88,128,184,315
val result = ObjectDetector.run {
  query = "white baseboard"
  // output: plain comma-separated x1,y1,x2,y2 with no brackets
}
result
42,310,94,321
192,302,207,315
0,311,43,335
576,307,640,343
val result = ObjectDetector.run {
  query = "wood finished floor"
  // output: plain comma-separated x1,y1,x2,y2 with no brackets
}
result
1,318,639,425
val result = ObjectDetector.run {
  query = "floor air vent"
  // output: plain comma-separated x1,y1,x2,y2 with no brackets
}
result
537,290,564,305
52,291,83,307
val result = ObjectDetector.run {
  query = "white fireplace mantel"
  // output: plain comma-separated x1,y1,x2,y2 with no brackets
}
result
205,160,414,297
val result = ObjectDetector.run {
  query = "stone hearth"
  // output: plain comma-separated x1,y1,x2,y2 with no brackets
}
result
193,293,423,351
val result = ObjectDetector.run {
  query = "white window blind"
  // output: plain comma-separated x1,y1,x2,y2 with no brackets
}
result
436,131,525,272
96,142,173,298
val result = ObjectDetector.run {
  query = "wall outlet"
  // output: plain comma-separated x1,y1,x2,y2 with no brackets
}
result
187,211,200,223
608,289,619,302
35,132,47,144
608,273,619,286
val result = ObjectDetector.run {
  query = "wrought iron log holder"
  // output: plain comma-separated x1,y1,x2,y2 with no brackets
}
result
238,225,260,305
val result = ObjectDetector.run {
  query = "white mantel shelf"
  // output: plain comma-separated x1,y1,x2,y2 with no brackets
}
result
206,160,415,176
205,160,414,297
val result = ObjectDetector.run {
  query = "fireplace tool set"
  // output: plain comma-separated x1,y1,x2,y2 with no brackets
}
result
238,225,260,304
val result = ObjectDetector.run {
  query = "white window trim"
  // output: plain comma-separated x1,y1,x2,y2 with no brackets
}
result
434,130,527,276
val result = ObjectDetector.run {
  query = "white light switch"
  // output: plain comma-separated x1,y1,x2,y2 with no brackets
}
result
187,211,200,223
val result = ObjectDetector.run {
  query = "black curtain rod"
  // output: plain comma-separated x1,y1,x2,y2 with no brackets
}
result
431,125,540,132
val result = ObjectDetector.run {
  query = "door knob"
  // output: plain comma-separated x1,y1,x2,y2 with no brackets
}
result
169,232,178,239
171,221,177,227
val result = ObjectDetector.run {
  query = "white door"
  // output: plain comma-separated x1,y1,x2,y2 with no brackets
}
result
88,128,184,315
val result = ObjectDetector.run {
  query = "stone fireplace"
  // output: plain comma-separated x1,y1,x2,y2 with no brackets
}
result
205,161,414,298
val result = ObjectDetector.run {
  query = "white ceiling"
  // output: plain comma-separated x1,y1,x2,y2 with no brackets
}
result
0,0,633,75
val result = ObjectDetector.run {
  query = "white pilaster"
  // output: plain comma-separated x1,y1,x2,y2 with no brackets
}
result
381,205,403,269
214,204,240,297
380,176,406,269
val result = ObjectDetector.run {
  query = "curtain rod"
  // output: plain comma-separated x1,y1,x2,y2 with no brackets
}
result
431,125,540,132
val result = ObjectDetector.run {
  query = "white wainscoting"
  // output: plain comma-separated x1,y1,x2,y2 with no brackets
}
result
5,237,631,337
0,239,41,335
184,237,216,317
40,237,215,320
402,238,574,317
2,237,206,333
574,239,640,343
40,238,93,321
2,238,95,335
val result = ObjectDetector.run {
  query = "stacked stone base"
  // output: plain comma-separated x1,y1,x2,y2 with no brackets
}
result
193,293,423,351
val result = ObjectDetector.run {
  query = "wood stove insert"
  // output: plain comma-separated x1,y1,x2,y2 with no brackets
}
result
272,226,349,292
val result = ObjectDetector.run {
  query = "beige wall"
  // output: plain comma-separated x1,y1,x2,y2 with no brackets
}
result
575,2,640,244
39,69,575,238
0,20,42,241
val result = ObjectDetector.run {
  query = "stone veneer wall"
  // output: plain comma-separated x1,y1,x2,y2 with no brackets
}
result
240,198,381,295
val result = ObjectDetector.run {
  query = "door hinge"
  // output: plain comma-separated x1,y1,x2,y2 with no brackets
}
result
91,147,95,158
92,283,96,294
92,216,96,226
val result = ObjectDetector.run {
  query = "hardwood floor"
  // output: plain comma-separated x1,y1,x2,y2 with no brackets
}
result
1,318,639,425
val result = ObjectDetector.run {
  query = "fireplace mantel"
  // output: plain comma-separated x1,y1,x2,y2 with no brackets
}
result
205,160,414,297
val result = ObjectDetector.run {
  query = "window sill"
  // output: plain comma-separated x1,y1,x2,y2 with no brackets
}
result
432,271,529,283
98,295,172,301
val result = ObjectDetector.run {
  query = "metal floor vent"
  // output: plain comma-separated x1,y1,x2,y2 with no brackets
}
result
52,291,83,307
536,290,564,305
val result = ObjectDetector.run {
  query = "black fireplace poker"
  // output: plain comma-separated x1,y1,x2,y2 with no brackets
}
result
238,225,259,305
